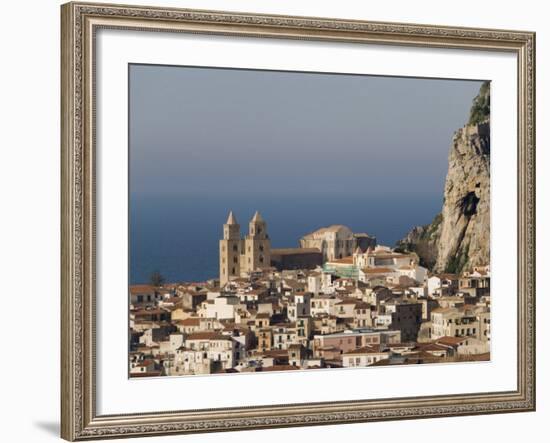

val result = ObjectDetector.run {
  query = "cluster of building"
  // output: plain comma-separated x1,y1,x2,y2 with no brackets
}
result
129,212,490,377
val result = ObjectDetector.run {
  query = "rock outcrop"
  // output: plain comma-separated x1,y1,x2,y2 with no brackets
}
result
397,82,490,273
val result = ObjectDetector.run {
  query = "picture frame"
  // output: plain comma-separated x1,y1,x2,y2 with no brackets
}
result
61,1,536,440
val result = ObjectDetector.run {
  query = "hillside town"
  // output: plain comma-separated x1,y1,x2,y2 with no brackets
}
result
129,211,490,377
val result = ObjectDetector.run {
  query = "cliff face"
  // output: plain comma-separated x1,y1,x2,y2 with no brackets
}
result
434,121,490,272
397,82,490,273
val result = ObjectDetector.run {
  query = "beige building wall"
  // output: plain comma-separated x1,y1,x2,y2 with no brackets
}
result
219,211,241,285
220,211,272,284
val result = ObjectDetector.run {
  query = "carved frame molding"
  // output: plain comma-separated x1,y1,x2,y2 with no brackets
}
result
61,2,535,440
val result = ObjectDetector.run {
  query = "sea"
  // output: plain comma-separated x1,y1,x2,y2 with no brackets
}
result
130,193,442,285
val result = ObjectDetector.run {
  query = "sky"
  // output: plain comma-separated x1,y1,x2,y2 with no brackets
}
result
129,64,484,200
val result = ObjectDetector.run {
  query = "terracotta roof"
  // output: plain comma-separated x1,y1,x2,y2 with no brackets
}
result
328,256,354,265
133,308,167,317
344,345,387,355
178,318,200,326
335,298,358,305
257,349,288,358
129,285,156,294
186,332,230,341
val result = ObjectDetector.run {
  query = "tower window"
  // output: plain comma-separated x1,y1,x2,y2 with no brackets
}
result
232,267,236,275
233,257,238,263
232,245,238,252
259,245,264,252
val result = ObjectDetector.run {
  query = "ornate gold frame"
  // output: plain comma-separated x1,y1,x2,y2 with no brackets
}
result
61,2,536,440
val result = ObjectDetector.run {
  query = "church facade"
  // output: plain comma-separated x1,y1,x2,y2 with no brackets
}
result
219,211,271,285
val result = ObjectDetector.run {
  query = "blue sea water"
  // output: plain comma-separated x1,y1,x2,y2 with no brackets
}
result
130,193,441,285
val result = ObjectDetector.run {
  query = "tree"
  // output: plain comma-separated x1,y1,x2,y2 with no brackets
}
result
150,270,165,287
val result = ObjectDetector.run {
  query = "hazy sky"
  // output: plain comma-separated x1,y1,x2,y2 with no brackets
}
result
129,64,483,199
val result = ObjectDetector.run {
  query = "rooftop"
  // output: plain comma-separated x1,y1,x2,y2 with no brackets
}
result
271,248,321,255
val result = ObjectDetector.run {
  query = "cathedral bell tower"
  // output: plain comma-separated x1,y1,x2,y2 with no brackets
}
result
244,211,271,274
219,211,241,285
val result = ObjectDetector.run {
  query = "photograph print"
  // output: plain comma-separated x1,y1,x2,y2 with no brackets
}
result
128,65,491,378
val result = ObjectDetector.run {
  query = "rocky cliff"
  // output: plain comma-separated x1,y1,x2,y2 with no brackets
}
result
397,82,490,273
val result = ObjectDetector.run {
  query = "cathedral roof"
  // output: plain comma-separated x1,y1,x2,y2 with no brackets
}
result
226,211,238,225
301,224,353,239
251,211,264,223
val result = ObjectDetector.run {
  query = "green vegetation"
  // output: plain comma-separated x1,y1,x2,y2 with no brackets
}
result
445,244,470,274
424,213,442,238
395,212,442,270
468,81,490,125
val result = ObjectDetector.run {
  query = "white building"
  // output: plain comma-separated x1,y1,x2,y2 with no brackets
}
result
343,345,390,367
310,295,338,317
199,295,242,320
176,332,237,374
307,272,322,295
287,292,311,321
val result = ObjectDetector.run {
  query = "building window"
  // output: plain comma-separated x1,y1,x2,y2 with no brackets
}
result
232,245,238,252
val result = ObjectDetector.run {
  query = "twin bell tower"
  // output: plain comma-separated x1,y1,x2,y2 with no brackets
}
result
219,211,271,284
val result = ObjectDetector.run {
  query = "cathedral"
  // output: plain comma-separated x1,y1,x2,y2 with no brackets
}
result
219,211,271,284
